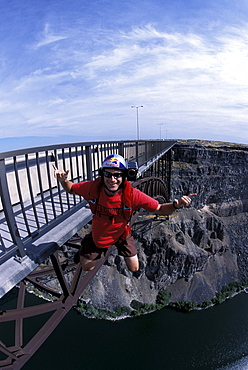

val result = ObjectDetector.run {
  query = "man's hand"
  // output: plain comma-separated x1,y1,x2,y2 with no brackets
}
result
173,193,197,209
52,164,69,183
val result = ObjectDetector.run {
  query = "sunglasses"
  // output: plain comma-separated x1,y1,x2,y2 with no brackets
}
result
103,170,123,179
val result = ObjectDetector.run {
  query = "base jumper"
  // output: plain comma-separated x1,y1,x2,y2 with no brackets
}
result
53,154,196,272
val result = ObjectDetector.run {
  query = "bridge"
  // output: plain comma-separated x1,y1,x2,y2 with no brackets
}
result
0,139,176,369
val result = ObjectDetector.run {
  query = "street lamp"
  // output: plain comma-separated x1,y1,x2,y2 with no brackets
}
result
131,105,143,140
157,123,164,140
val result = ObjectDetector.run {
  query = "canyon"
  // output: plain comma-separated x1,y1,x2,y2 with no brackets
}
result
78,140,248,314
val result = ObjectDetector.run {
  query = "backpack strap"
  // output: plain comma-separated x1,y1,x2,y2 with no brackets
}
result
87,177,102,214
122,180,133,221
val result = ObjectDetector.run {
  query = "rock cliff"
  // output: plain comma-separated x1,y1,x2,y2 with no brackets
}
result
78,140,248,315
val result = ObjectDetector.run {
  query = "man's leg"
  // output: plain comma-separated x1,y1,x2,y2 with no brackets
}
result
80,256,98,271
79,233,105,271
117,233,139,272
124,254,139,272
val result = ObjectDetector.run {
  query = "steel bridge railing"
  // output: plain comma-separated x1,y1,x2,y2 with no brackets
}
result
0,140,176,266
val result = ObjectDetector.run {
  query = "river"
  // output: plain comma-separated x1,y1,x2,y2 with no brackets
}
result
1,290,247,369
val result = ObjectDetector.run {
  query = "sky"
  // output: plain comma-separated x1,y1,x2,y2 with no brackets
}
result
1,0,248,150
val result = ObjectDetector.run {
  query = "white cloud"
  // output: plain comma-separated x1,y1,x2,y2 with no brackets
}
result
1,10,248,144
33,23,68,49
84,24,248,107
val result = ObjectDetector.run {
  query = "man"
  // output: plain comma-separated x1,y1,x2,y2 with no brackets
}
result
53,154,195,272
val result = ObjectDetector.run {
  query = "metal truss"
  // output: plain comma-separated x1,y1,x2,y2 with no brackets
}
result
0,245,114,369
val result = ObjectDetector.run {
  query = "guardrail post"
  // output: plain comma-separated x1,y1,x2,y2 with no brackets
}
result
118,142,124,157
85,145,93,180
145,142,148,162
135,141,139,165
0,160,26,257
167,149,172,198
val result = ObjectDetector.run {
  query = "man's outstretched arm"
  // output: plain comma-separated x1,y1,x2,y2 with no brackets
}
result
155,193,197,216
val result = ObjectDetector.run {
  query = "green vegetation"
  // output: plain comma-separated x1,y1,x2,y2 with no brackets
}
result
169,280,248,312
211,280,248,306
76,280,248,319
130,300,157,316
76,301,133,320
156,290,171,308
169,300,198,312
76,290,172,320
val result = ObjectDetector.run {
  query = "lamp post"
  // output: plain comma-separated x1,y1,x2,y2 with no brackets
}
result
131,105,143,140
157,123,164,139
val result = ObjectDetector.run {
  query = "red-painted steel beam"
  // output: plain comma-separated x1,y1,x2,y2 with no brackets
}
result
0,245,114,369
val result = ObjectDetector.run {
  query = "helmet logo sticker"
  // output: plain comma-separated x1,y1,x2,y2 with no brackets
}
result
108,157,119,166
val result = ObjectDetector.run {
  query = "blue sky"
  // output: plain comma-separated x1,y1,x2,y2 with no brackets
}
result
1,0,248,150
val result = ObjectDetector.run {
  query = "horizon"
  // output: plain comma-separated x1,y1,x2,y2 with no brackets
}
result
1,0,248,145
0,135,247,154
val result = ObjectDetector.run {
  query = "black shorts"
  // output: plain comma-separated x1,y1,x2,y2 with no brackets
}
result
79,232,137,261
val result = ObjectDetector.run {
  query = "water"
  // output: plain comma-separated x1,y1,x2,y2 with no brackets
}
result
0,136,91,152
1,291,247,370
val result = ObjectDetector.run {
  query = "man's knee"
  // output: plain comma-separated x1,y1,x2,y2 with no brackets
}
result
80,256,96,271
124,255,139,272
128,265,139,272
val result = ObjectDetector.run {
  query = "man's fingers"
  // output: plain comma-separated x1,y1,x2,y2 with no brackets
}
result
188,193,197,198
178,194,197,207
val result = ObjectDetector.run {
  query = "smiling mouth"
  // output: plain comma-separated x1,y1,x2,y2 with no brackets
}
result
105,183,119,194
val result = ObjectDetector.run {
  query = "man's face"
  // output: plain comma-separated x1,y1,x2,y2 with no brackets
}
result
103,168,123,193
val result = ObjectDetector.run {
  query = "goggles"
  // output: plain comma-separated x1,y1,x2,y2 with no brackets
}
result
103,170,123,179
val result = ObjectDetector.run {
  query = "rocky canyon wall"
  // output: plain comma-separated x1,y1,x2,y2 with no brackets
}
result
79,140,248,314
